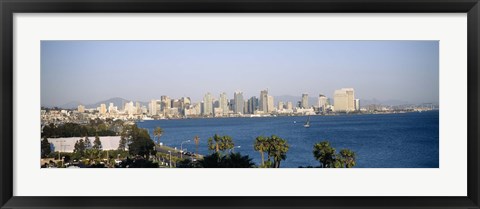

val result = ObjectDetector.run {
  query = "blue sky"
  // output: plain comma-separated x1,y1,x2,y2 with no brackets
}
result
41,41,439,106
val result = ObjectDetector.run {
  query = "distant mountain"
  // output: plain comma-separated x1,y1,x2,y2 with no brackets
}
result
85,97,132,109
56,101,83,109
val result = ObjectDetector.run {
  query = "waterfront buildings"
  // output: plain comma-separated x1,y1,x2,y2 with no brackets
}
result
334,88,355,112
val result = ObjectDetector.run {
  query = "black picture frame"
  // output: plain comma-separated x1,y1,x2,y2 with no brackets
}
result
1,0,479,208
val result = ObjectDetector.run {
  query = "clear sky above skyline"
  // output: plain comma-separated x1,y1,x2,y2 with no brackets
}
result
41,40,439,107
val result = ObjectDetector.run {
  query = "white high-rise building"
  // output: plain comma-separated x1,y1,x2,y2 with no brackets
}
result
99,104,107,115
318,94,328,111
219,92,229,115
267,95,274,113
278,101,284,111
125,101,136,115
149,99,157,116
135,102,141,114
334,88,355,112
203,93,213,116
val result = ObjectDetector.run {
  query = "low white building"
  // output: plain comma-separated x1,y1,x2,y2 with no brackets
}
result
45,136,123,153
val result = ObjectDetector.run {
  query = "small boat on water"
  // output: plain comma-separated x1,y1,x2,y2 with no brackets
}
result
304,116,310,128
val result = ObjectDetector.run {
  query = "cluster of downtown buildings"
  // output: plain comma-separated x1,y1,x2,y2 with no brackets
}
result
42,87,436,124
77,88,359,120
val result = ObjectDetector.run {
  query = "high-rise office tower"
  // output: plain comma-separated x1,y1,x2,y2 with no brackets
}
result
234,91,244,114
301,93,309,109
334,88,355,112
259,90,268,112
267,95,274,113
219,92,229,115
203,93,213,116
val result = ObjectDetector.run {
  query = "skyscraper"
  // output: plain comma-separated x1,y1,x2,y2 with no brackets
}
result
247,96,258,114
318,94,327,111
259,90,268,112
267,95,274,113
234,91,244,114
301,93,309,109
219,92,229,115
136,102,141,114
334,88,355,112
100,104,107,115
149,99,157,116
286,102,293,110
161,95,171,112
278,101,284,111
203,92,213,116
354,99,360,111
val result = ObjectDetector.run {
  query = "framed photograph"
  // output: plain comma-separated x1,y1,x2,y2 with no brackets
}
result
1,0,479,208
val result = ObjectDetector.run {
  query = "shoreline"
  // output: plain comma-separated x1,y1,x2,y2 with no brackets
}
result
137,109,439,121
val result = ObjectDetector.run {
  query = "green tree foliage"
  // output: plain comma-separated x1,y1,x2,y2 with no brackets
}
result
73,138,86,158
313,141,336,168
207,134,234,155
197,152,256,168
84,136,92,150
313,141,356,168
265,135,289,168
41,121,117,138
118,135,127,151
339,149,356,168
153,127,164,145
41,136,52,158
253,136,269,167
93,135,102,150
123,124,156,159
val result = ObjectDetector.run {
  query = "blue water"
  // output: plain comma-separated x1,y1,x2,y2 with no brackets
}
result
137,111,439,168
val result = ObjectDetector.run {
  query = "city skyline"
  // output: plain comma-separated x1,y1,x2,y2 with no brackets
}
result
41,40,439,107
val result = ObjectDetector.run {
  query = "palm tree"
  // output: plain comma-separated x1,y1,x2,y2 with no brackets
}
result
339,149,356,168
313,141,336,168
219,135,234,152
207,134,221,153
207,134,234,155
266,135,289,168
254,136,268,167
153,127,164,145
